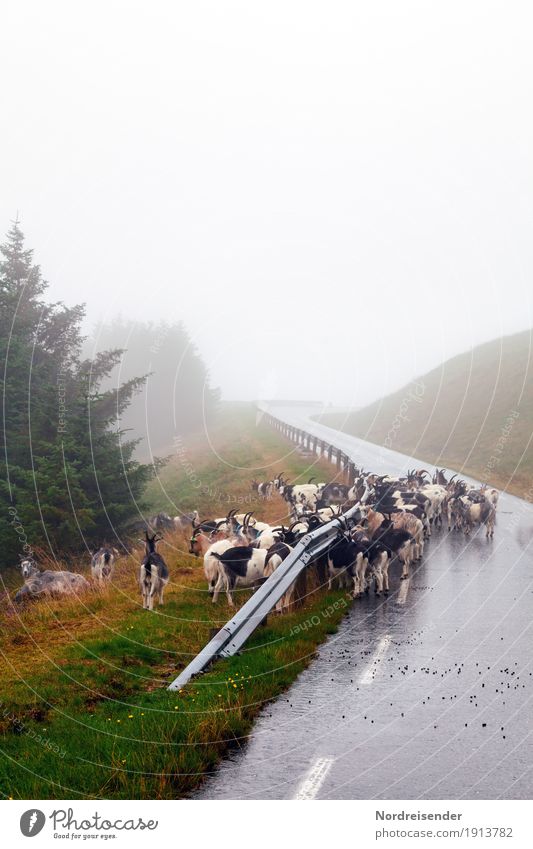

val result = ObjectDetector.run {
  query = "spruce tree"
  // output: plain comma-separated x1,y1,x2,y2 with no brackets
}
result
0,221,156,567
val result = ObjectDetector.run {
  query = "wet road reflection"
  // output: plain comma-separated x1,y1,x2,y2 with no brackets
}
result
197,408,533,799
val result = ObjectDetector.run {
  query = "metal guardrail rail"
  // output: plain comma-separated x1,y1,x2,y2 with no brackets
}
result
168,503,361,691
259,407,361,483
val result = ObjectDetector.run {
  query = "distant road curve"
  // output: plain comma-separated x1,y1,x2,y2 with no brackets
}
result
258,400,473,482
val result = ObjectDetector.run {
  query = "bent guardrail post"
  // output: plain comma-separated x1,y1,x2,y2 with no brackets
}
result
168,504,360,691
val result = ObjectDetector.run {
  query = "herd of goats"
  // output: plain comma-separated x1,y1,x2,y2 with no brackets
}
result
13,466,499,613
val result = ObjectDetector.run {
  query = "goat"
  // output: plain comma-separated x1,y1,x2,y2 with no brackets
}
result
202,538,239,595
373,482,432,535
418,484,448,528
447,497,464,531
368,495,425,559
227,511,271,532
326,533,374,598
173,510,200,531
273,472,286,491
480,484,500,509
210,545,268,605
456,497,496,538
281,482,320,515
139,533,169,610
238,513,278,549
251,479,273,499
348,528,391,597
192,509,244,536
318,482,350,505
315,505,345,523
91,546,115,583
370,520,414,579
347,477,369,503
194,527,248,595
148,513,174,532
190,529,231,557
388,511,425,560
15,559,90,602
263,541,296,612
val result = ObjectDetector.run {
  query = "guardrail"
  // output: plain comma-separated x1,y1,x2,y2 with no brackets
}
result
260,410,359,483
168,409,360,691
169,506,360,691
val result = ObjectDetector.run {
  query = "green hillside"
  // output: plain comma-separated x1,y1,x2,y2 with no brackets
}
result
322,330,533,499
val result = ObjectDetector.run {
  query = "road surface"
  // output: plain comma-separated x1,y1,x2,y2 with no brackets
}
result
197,404,533,799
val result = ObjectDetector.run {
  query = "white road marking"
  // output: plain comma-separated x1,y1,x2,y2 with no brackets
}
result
294,635,392,799
358,634,392,685
293,757,335,800
397,578,410,605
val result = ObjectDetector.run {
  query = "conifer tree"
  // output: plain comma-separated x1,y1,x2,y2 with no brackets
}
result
0,221,156,566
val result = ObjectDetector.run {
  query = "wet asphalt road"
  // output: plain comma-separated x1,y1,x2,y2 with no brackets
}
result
198,406,533,799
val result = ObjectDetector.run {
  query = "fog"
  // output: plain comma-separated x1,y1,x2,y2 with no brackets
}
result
1,1,532,407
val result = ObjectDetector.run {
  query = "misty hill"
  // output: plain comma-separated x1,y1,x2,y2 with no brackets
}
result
322,330,533,498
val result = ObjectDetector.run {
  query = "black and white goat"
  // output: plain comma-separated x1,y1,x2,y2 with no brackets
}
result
238,512,280,549
263,541,295,612
326,534,366,597
201,535,248,595
318,482,350,505
251,479,273,499
371,520,414,580
449,496,496,538
140,532,169,610
210,545,267,606
273,472,286,491
279,478,321,517
350,528,391,597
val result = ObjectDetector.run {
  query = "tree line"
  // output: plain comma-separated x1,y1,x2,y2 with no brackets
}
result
86,317,219,459
0,221,218,567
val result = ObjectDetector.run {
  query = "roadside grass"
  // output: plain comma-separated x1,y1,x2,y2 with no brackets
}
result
143,401,334,524
0,405,349,799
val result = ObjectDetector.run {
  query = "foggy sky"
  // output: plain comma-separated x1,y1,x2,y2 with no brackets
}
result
1,1,532,408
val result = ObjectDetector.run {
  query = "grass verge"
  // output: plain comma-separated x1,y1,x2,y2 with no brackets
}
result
0,405,349,799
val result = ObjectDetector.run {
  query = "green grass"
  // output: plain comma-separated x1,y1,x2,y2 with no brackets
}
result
144,401,336,522
0,406,349,799
0,586,349,799
322,330,533,498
